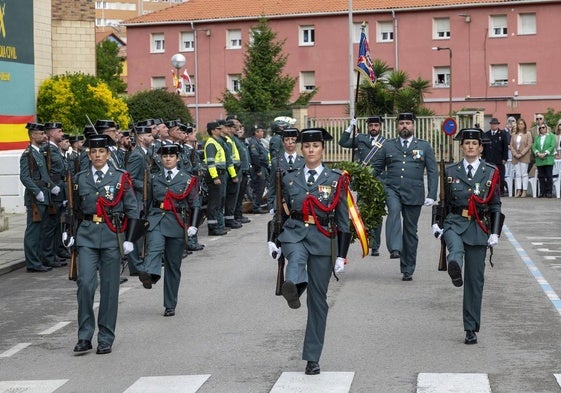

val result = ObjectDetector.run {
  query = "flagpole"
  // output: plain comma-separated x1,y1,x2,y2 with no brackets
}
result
351,22,366,162
348,0,354,120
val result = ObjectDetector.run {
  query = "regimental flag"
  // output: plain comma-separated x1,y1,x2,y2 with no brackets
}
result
0,115,35,150
181,70,192,88
355,30,376,86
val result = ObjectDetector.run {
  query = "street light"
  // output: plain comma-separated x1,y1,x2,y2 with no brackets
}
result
171,53,186,94
432,46,452,116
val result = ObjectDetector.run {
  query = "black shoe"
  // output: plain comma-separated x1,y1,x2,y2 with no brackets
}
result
188,243,205,251
370,248,380,256
96,343,112,354
119,276,128,284
390,250,400,259
305,361,320,375
129,272,140,276
448,260,463,287
26,265,52,272
57,251,71,259
44,261,65,268
225,220,243,229
208,229,227,236
402,273,413,281
465,330,477,344
163,308,175,317
139,272,152,289
236,216,251,223
252,208,268,214
281,281,301,309
73,339,92,353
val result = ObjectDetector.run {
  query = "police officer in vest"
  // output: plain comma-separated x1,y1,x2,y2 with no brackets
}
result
432,128,502,344
72,134,138,355
222,119,242,228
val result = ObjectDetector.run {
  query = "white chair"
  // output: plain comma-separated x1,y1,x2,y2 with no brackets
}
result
504,160,514,197
554,160,561,198
528,174,538,198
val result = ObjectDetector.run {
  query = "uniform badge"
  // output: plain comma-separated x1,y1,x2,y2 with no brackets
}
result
104,185,115,200
412,149,425,160
318,185,332,201
474,183,481,195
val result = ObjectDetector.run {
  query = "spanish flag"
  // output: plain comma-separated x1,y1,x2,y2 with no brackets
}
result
0,115,34,150
346,186,369,257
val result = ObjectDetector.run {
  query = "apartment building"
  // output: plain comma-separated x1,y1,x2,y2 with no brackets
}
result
123,0,561,129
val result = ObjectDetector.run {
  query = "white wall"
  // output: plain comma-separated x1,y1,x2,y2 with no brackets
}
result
0,150,27,213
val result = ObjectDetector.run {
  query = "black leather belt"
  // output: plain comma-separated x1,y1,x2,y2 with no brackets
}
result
83,214,104,223
450,206,473,219
153,200,165,209
290,211,330,226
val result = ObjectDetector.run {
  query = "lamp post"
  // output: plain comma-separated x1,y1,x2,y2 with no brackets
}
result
171,53,186,94
433,46,453,161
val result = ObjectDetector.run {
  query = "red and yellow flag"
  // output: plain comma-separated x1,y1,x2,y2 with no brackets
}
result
0,114,35,150
346,187,369,257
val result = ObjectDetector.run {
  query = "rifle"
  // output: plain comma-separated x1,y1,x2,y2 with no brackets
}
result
27,146,42,222
65,169,78,281
44,139,57,215
433,155,448,271
267,161,286,296
140,164,149,258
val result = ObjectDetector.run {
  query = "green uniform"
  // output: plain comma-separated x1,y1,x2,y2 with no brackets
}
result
443,159,501,332
74,165,138,347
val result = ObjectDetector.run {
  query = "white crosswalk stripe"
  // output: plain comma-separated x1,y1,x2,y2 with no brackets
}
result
0,379,68,392
123,375,211,393
417,373,491,393
270,372,355,393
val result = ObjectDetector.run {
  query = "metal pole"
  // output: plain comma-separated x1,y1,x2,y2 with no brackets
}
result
348,0,354,120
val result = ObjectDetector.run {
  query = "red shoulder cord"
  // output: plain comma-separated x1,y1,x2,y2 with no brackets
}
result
467,168,499,234
301,172,350,237
162,176,197,228
95,172,133,233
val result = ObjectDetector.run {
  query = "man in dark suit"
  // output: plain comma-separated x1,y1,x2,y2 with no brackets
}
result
482,117,509,196
372,113,438,281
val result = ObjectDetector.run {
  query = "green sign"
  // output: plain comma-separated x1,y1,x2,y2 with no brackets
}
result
0,0,34,65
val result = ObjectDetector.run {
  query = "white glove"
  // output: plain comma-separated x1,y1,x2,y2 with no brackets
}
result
432,223,443,239
334,257,346,273
267,241,281,260
487,234,499,247
269,208,274,215
424,198,435,206
51,185,61,195
62,200,68,208
62,232,74,248
123,241,134,255
36,191,45,202
187,226,198,236
344,118,357,134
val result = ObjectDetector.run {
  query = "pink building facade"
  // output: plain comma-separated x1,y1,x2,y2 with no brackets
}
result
124,0,561,128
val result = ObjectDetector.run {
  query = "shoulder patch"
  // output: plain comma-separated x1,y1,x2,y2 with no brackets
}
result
331,168,344,175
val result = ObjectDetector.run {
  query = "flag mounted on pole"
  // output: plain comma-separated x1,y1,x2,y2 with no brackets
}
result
171,69,181,93
355,29,376,86
181,70,193,93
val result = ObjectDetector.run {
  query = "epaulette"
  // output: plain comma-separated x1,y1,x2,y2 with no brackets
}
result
22,148,30,155
331,168,344,175
483,161,498,170
445,162,458,170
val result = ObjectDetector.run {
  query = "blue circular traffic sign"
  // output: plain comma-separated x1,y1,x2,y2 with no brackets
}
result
442,117,457,136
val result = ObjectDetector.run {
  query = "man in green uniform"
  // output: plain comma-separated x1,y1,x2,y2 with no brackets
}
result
432,128,502,345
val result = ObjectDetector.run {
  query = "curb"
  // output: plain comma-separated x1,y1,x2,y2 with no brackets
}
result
0,260,25,276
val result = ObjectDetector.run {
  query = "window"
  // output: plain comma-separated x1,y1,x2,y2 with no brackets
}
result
433,18,450,39
228,74,242,93
300,71,316,92
353,23,369,43
180,32,194,52
151,33,165,53
227,29,242,49
490,15,507,37
151,77,166,90
433,66,450,87
184,76,195,94
518,63,536,85
377,21,393,42
518,13,536,35
299,26,315,46
490,64,508,86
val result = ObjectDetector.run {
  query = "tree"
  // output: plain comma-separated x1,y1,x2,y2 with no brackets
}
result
96,40,127,95
37,73,129,133
127,89,193,125
220,18,316,128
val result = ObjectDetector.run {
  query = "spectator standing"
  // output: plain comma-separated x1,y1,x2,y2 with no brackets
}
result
509,118,533,198
532,123,556,198
482,118,509,197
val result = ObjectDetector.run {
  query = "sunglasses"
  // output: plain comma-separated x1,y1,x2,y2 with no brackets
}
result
537,117,544,120
540,126,546,129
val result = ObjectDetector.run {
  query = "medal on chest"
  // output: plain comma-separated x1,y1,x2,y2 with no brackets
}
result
104,185,115,200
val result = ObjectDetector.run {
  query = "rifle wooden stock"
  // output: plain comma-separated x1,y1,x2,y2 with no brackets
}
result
66,170,78,281
31,203,41,222
436,159,447,271
271,164,285,296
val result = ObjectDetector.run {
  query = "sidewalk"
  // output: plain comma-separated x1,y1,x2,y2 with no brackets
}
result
0,213,26,276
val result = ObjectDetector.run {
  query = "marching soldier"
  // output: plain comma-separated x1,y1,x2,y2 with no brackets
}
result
72,134,138,355
95,119,123,169
372,113,438,281
432,128,502,345
20,123,56,272
268,128,351,375
267,127,305,212
42,122,69,267
248,125,270,214
138,144,200,317
67,135,85,176
339,115,385,256
204,121,233,236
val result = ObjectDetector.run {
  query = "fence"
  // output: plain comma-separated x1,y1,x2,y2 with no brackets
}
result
305,115,478,163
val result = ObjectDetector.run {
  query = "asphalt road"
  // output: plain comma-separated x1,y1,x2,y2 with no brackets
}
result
1,197,561,392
